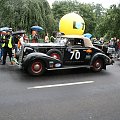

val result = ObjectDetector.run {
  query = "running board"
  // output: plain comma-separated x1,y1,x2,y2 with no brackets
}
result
47,65,90,71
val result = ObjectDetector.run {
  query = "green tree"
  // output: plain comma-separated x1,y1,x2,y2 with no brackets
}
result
94,4,120,39
0,0,55,34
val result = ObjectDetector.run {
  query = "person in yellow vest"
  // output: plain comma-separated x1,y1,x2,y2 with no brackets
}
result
1,30,15,65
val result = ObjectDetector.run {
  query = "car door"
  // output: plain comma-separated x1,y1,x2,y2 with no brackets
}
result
64,38,90,65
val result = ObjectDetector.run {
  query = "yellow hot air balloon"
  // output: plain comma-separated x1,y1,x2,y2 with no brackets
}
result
59,12,85,35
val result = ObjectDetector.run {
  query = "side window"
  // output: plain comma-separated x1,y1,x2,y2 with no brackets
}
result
74,38,84,47
66,38,84,47
66,39,74,46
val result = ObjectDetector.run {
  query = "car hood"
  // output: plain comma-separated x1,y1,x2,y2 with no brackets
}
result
92,46,104,53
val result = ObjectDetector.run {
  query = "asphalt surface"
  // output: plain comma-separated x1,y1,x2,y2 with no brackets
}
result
0,60,120,120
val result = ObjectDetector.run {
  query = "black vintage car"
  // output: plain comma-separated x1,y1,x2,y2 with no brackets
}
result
17,35,114,76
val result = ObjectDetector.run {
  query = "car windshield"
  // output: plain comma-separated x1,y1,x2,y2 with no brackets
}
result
54,37,68,45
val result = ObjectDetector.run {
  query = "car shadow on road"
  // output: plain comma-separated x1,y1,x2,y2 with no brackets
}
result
0,64,111,83
116,61,120,66
17,67,111,82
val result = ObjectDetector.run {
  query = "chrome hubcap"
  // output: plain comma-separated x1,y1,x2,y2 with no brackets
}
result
96,62,100,68
33,64,41,71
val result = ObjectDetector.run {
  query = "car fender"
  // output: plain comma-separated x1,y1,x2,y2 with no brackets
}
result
90,52,111,68
22,52,62,69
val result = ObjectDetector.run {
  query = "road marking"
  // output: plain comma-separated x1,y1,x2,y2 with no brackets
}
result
27,81,94,89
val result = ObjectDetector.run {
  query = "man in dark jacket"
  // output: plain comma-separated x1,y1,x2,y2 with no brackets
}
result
1,30,15,65
0,31,6,61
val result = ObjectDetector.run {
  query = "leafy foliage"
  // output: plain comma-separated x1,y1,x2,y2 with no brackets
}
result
0,0,120,39
0,0,55,34
94,4,120,39
52,0,120,39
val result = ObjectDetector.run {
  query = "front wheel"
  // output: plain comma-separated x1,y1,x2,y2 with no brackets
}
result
91,59,103,72
28,60,45,76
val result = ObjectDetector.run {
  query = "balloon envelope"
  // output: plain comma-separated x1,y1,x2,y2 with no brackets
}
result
59,13,85,35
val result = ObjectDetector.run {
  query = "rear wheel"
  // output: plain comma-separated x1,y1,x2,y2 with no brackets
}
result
28,60,45,76
91,58,103,72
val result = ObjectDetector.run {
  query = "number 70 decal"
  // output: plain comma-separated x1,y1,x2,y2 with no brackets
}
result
70,51,81,60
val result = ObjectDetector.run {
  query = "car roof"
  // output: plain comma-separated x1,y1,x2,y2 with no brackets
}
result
60,35,84,38
60,35,93,47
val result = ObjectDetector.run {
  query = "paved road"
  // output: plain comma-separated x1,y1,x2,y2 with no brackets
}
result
0,61,120,120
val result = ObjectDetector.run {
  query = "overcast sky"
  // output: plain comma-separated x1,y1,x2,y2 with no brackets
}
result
48,0,120,8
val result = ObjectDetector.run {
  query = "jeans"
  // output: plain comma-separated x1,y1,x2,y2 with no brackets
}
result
2,47,12,64
0,48,3,60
